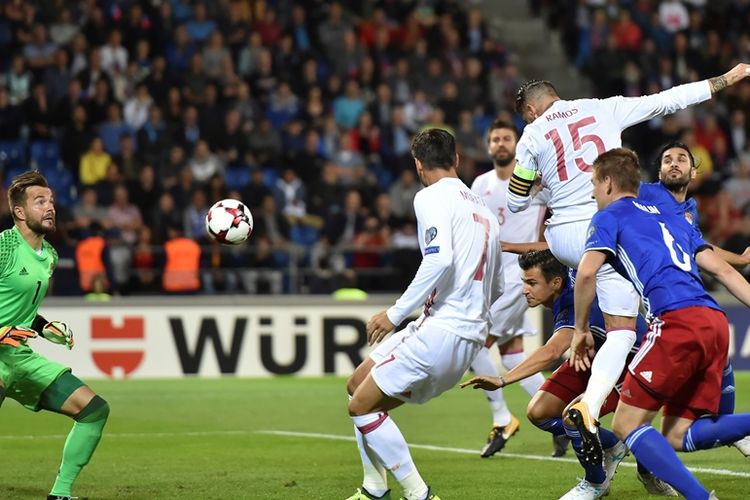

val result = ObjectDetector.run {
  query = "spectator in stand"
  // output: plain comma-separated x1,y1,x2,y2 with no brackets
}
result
0,88,23,140
184,188,210,241
113,134,141,183
129,226,161,294
99,103,132,156
94,162,123,207
241,167,272,211
274,167,307,221
44,49,74,105
150,192,185,245
24,82,54,141
253,194,290,249
185,3,216,44
725,155,750,211
123,83,152,131
352,215,389,270
49,8,79,47
129,165,161,221
334,134,367,186
23,24,57,71
79,137,111,186
388,169,421,222
175,105,202,153
70,188,110,236
333,79,366,129
325,189,365,250
107,184,142,246
189,140,224,184
100,29,128,78
137,106,169,167
248,118,282,166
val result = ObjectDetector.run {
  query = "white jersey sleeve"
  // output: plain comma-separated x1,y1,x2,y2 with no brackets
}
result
601,80,711,130
386,189,453,326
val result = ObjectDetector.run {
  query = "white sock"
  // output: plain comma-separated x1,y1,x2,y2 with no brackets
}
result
471,348,511,426
581,329,636,420
501,352,545,397
355,425,388,496
349,395,388,496
351,413,428,499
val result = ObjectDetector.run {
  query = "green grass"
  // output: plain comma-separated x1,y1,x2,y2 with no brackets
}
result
2,373,750,499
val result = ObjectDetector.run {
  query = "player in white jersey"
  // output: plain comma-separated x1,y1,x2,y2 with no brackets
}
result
506,63,750,455
468,119,568,458
345,129,503,500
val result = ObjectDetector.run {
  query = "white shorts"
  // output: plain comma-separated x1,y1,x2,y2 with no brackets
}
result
369,322,481,404
488,263,536,343
545,220,639,317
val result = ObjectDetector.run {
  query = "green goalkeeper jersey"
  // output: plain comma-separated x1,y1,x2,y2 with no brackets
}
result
0,226,58,328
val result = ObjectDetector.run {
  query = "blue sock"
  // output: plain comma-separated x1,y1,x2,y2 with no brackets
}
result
599,426,619,450
719,362,735,415
626,425,708,500
531,417,566,437
683,414,750,451
564,424,606,484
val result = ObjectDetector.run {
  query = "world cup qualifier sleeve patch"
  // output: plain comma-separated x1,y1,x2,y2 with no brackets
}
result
424,227,437,245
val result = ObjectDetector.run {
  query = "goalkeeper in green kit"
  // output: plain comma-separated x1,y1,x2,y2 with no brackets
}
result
0,171,109,500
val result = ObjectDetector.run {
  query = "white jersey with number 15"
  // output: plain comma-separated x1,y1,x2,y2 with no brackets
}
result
512,81,712,226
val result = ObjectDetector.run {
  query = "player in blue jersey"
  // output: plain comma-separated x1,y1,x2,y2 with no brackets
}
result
462,250,675,498
640,141,750,456
575,148,750,499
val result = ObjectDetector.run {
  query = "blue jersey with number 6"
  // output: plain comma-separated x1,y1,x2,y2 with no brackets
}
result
584,197,719,318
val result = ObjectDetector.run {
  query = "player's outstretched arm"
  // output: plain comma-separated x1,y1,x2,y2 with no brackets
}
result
696,248,750,307
708,245,750,269
501,241,549,255
708,63,750,94
571,251,605,371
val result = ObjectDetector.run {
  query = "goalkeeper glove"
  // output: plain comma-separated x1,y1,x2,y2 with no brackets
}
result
0,325,38,347
40,321,74,350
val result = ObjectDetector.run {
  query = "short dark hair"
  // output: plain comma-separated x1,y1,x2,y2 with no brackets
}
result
657,141,696,169
515,80,558,113
518,250,567,282
411,128,456,170
593,148,641,195
487,119,519,142
8,171,50,221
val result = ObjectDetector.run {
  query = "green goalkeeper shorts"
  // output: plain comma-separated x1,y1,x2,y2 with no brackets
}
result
0,343,70,411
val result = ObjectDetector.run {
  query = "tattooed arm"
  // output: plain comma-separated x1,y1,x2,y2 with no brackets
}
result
709,63,750,94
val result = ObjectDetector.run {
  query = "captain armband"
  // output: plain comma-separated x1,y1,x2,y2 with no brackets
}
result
508,164,537,197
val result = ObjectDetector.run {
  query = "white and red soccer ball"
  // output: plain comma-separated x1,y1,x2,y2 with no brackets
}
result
205,199,254,245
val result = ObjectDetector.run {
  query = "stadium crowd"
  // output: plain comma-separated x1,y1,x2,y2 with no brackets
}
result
544,0,750,271
1,0,749,295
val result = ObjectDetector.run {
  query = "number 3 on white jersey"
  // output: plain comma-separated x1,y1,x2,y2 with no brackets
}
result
544,116,606,181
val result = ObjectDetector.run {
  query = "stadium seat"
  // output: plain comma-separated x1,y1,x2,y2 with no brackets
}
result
42,165,76,209
290,224,319,247
3,164,32,187
30,141,61,170
262,167,280,188
371,164,393,190
0,140,26,172
224,165,251,191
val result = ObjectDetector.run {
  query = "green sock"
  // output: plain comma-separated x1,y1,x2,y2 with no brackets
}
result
50,396,109,496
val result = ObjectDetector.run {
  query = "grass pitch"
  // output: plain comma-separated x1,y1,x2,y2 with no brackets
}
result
2,374,749,499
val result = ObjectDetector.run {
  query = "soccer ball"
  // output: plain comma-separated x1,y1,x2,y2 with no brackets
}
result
205,199,254,245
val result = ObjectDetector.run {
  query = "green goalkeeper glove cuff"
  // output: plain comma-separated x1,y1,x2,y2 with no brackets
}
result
41,321,74,350
0,325,38,347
